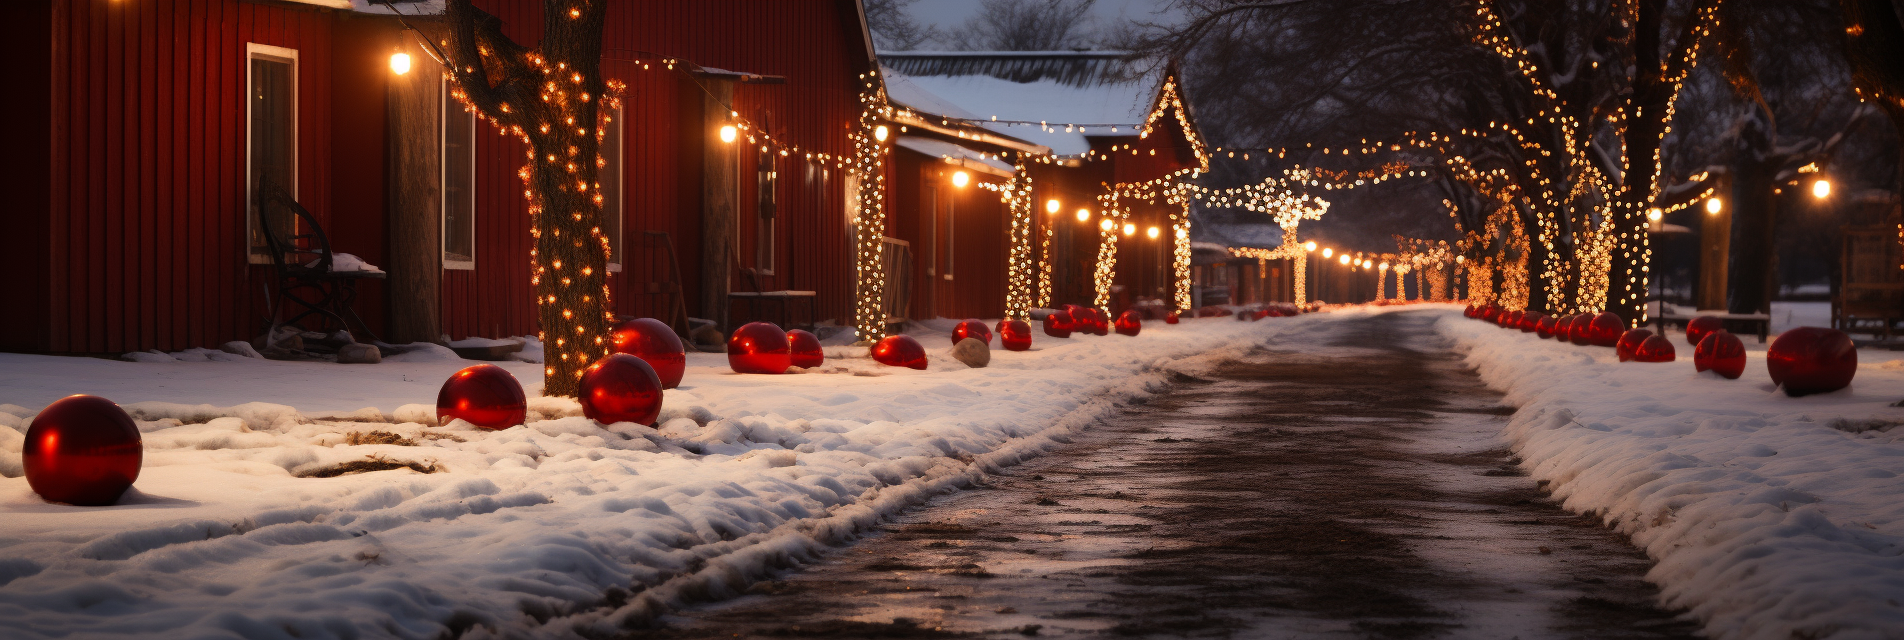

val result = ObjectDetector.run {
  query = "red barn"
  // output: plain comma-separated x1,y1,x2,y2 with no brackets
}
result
0,0,881,355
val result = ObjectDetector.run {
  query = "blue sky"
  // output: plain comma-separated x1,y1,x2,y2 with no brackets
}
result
903,0,1185,42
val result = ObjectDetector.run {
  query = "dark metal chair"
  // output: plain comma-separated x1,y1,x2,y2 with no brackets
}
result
256,179,384,343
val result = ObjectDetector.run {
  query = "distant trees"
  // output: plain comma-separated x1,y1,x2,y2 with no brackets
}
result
944,0,1100,51
864,0,938,51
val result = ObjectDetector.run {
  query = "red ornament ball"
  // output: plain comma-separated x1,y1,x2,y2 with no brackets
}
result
1519,312,1544,333
998,320,1033,351
1568,314,1596,345
1536,314,1560,339
23,395,142,506
579,354,664,426
1616,328,1654,362
610,318,686,389
1478,305,1500,323
1115,310,1142,336
437,364,528,430
952,320,993,346
1165,311,1180,324
1695,331,1747,379
872,334,928,370
1464,304,1477,318
1042,311,1073,338
1686,316,1725,349
787,329,825,368
1768,327,1857,396
1633,335,1677,363
1589,313,1626,347
727,322,792,374
1502,310,1523,329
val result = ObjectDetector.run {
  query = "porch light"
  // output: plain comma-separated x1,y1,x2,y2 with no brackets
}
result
1046,199,1061,214
1304,241,1317,252
1647,208,1663,222
1706,197,1723,215
390,52,412,75
1812,179,1831,199
1123,222,1137,236
1099,218,1114,232
1146,226,1161,239
1322,248,1333,258
719,125,738,144
874,125,889,142
1076,208,1091,222
1339,254,1351,265
951,171,970,188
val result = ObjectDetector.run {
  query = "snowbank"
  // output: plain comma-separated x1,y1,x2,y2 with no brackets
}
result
0,317,1291,639
1440,311,1904,640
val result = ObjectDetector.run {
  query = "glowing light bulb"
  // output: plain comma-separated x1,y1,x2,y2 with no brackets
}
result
1100,218,1115,232
1123,223,1137,236
1339,254,1351,265
390,52,412,75
874,125,889,142
1322,248,1333,258
1647,208,1663,222
1076,208,1091,222
1706,197,1723,215
1046,199,1061,214
951,171,970,188
719,125,738,144
1304,241,1317,252
1812,179,1831,199
1146,226,1161,239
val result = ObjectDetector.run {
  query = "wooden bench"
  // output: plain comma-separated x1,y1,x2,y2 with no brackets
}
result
1653,311,1771,343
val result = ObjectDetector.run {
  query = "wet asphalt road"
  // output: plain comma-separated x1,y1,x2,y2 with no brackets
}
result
642,312,1699,639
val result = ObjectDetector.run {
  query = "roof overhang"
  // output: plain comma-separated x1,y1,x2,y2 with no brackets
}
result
889,110,1052,158
895,136,1016,179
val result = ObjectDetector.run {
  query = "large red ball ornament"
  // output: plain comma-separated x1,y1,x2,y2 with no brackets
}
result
1589,313,1626,347
1549,314,1571,341
788,329,825,368
1519,312,1544,333
1634,335,1677,363
1165,311,1180,324
578,354,664,426
1686,316,1725,349
998,319,1033,351
1768,327,1857,396
437,364,528,430
610,318,687,389
1092,310,1112,335
1464,304,1477,318
872,334,928,370
727,322,792,374
1695,331,1747,379
1533,314,1556,339
952,320,993,346
1616,328,1654,362
23,395,142,506
1479,305,1500,323
1042,311,1073,338
1115,311,1142,336
1568,314,1596,345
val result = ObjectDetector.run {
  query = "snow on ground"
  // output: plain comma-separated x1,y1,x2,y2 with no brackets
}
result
0,316,1287,640
1439,308,1904,640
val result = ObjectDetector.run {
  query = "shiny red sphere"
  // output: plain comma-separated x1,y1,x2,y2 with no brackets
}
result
1165,311,1180,324
1536,314,1559,339
1464,304,1477,318
1503,310,1524,328
1768,327,1857,396
872,334,928,370
727,322,792,374
437,364,528,430
1479,305,1500,323
1686,316,1725,349
579,354,664,426
1589,313,1626,347
610,318,687,389
788,329,825,368
23,395,142,506
1695,331,1747,379
952,320,993,346
1091,309,1112,335
1568,314,1596,345
998,320,1033,351
1115,310,1143,336
1632,334,1676,363
1519,312,1544,333
1042,311,1073,338
1616,328,1654,362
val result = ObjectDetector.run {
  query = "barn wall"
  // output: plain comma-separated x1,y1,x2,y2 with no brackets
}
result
0,2,53,353
46,0,337,354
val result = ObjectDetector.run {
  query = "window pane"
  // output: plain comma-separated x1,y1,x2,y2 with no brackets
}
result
599,105,622,266
444,92,475,264
249,56,294,256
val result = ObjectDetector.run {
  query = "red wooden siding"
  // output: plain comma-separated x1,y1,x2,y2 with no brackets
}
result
45,0,336,354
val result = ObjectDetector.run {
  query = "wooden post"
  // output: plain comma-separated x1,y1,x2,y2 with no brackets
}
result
700,80,738,330
1698,175,1732,311
385,33,442,344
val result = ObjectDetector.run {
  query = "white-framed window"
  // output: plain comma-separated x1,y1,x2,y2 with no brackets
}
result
442,77,476,270
600,101,624,272
246,43,298,264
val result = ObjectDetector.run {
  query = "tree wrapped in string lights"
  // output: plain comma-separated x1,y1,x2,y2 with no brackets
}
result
440,0,618,397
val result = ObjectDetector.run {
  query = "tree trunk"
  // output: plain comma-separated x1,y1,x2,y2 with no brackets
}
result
1729,158,1780,314
700,81,737,331
385,32,442,345
1610,0,1712,326
1698,174,1732,311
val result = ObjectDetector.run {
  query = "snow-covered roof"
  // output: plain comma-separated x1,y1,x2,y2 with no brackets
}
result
894,136,1017,178
348,0,440,14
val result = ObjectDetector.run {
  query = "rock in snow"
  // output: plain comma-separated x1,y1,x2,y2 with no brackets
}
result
951,337,991,368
